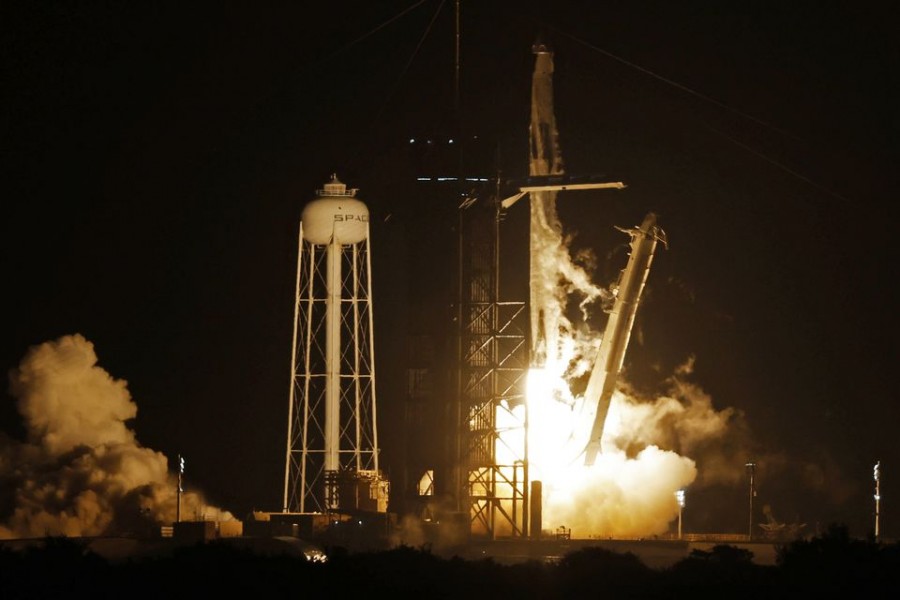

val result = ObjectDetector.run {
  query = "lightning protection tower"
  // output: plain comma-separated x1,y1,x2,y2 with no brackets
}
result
283,174,388,515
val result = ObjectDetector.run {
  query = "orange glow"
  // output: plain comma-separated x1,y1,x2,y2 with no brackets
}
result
515,368,698,537
493,352,703,538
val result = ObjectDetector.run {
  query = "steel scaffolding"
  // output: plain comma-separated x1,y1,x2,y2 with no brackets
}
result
455,188,528,539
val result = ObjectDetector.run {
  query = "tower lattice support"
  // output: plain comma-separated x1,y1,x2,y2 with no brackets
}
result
455,189,528,539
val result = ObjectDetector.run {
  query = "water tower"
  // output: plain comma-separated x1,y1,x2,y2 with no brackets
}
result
282,174,388,515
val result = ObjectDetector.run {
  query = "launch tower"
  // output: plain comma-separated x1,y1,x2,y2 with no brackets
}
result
455,188,529,539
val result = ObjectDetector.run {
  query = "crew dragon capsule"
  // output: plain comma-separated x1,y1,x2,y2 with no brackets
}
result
583,212,667,466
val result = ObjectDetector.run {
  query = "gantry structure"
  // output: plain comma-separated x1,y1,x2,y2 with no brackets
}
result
454,183,529,539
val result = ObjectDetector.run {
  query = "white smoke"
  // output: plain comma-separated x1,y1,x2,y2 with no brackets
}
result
516,42,757,539
0,334,233,539
541,445,698,538
526,194,747,539
608,358,753,487
535,370,745,538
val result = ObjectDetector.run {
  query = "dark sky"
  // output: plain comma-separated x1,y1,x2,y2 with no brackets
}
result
3,1,898,538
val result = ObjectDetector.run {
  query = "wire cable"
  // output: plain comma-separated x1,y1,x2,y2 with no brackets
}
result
347,0,447,171
544,24,850,203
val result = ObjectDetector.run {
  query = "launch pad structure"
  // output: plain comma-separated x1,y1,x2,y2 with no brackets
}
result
274,34,661,547
454,182,530,539
440,38,646,542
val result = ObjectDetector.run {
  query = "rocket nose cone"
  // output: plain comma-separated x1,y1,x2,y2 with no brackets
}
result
532,29,552,54
640,212,668,247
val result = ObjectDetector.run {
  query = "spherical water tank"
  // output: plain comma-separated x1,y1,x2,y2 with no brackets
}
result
301,175,369,244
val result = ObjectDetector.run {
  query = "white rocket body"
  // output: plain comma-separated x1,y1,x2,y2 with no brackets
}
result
583,213,666,466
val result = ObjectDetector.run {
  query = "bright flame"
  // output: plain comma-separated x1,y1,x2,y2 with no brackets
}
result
526,367,585,481
490,43,747,539
520,367,699,537
515,129,725,538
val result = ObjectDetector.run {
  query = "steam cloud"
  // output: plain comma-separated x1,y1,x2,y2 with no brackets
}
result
0,334,233,539
526,208,755,537
523,45,752,538
536,366,750,538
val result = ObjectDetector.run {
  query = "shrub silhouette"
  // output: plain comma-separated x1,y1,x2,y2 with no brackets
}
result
662,543,779,598
776,523,899,594
555,546,656,598
2,527,899,598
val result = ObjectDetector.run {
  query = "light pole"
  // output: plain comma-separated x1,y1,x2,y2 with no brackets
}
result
177,454,185,523
675,489,686,540
745,461,757,540
874,461,881,543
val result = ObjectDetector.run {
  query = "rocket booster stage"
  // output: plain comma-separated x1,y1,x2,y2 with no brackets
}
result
583,212,666,466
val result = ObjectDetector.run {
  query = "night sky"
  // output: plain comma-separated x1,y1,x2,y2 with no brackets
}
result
3,1,898,538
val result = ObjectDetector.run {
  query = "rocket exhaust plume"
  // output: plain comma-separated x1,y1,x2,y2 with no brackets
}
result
518,41,748,538
0,334,233,539
528,38,609,372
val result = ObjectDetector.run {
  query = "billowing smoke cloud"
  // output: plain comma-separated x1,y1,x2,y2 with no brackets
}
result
608,356,753,487
516,43,761,540
535,369,748,538
525,193,751,539
541,445,697,538
0,334,233,539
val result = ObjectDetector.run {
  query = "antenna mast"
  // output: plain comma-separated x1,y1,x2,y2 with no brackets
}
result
454,0,460,116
